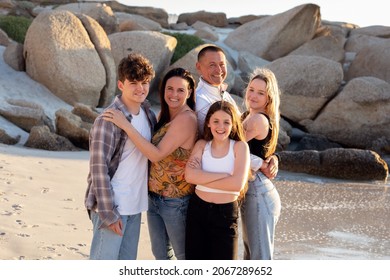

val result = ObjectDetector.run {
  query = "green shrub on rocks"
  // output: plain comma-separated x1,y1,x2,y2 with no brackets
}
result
164,32,204,63
0,15,32,44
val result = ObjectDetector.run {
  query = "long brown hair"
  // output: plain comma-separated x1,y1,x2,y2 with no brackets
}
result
155,68,196,132
203,101,249,200
203,101,245,142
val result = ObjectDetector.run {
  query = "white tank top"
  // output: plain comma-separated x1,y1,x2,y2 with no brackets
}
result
196,139,240,196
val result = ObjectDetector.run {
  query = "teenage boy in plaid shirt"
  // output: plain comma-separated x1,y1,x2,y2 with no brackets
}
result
85,53,156,260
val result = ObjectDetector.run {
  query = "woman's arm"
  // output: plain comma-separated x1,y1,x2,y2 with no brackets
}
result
203,141,250,192
185,140,230,185
103,109,197,162
243,113,269,142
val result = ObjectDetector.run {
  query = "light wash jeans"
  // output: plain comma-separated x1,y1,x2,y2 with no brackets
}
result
240,172,281,260
147,192,190,260
89,211,141,260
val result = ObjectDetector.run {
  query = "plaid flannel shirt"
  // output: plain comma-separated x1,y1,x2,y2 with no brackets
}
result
84,95,156,228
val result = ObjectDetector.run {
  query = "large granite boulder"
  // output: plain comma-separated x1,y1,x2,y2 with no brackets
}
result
304,77,390,150
279,148,388,181
105,1,169,28
224,4,321,61
24,125,78,151
0,28,10,46
24,10,115,107
3,41,25,71
115,12,162,32
178,10,228,27
266,55,343,123
0,99,51,132
55,108,91,150
56,2,119,34
288,25,346,62
346,40,390,84
109,31,177,98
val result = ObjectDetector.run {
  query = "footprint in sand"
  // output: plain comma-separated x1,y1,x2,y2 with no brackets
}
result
14,192,27,197
41,246,56,252
67,223,78,230
1,210,13,216
16,233,31,237
12,204,23,215
12,204,23,210
41,187,50,194
66,246,79,252
16,219,26,226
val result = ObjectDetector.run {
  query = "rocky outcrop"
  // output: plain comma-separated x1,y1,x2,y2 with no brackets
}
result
71,103,99,124
76,13,116,108
304,77,390,151
116,12,162,32
294,134,342,151
224,4,321,60
0,128,20,145
346,40,390,84
266,55,344,123
23,10,115,107
288,25,346,62
108,31,177,99
3,41,25,71
237,51,270,76
55,108,91,150
0,28,10,46
56,2,119,34
194,27,219,42
178,10,228,27
24,125,78,151
105,1,169,28
0,99,51,132
279,148,389,181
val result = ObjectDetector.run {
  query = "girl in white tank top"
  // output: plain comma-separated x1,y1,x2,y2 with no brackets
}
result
195,139,240,196
184,101,250,260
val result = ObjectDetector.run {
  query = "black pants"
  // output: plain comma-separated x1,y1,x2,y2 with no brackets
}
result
185,192,239,260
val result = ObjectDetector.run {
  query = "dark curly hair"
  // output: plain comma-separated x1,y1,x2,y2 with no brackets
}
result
117,53,155,82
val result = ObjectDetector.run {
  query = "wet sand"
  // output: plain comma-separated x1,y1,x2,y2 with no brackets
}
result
272,172,390,259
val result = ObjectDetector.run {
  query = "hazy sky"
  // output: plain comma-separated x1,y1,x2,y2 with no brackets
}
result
118,0,389,28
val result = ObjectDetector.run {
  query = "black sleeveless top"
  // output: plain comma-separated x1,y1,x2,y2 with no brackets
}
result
245,113,271,160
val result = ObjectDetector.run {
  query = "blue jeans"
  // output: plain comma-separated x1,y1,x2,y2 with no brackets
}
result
240,172,281,260
89,211,141,260
147,192,190,260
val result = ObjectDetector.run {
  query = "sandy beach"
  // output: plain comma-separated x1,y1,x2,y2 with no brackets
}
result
1,143,389,260
0,144,150,260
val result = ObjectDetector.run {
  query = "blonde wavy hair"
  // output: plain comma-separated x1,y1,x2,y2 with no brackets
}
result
244,68,281,158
